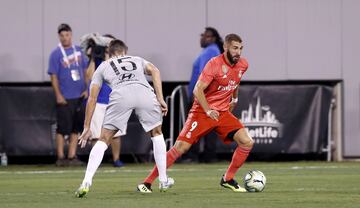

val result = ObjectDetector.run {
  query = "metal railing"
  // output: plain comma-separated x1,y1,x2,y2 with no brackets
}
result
164,85,188,148
322,98,336,161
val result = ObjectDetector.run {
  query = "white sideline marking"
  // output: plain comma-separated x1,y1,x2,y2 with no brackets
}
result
290,166,340,170
0,191,68,196
217,165,346,172
0,165,349,175
295,188,327,191
0,170,83,174
0,168,203,175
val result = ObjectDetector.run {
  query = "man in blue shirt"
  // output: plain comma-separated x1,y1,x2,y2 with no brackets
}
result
48,23,88,166
188,27,224,100
186,27,224,163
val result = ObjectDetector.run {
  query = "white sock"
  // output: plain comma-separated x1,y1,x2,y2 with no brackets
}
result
82,141,108,186
151,134,167,183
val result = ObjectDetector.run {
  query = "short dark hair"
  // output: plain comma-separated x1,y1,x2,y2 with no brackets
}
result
225,34,242,44
109,39,128,55
57,23,72,34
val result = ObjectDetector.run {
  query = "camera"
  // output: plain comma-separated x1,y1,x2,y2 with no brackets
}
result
86,38,107,60
80,33,113,60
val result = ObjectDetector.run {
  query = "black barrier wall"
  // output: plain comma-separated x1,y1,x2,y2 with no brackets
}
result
215,85,334,154
0,84,334,157
0,86,151,156
0,87,56,155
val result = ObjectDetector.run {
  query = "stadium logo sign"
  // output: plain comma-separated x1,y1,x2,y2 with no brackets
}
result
240,97,283,144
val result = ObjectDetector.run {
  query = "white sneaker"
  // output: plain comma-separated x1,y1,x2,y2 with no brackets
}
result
75,182,91,198
159,177,175,192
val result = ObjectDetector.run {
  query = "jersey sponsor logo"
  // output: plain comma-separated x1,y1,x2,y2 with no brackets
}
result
120,73,135,80
240,97,283,144
217,80,237,91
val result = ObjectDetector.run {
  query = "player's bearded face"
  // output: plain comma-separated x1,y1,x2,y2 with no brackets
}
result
226,41,242,65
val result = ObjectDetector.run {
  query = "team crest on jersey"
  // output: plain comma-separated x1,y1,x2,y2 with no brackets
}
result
222,65,228,78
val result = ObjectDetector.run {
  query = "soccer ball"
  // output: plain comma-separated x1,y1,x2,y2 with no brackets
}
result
244,170,266,192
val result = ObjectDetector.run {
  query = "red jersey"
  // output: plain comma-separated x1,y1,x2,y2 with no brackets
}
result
190,54,248,112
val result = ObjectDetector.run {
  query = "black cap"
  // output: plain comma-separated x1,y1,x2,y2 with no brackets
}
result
57,23,72,34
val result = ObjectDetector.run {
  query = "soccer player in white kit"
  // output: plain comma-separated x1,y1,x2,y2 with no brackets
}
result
75,39,174,197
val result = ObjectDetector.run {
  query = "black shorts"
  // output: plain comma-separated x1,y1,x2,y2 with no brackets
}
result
56,98,85,135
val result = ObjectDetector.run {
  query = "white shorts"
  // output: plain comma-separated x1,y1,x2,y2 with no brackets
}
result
102,85,163,135
90,103,121,139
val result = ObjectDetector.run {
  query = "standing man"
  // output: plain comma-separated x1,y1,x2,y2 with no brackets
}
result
85,34,124,167
188,27,224,100
186,27,224,163
48,23,88,166
138,34,254,193
75,39,173,198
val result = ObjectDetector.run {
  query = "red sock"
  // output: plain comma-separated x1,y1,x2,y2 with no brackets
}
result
144,147,182,184
224,146,252,181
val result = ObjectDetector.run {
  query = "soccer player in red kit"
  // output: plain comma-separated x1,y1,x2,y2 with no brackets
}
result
137,33,254,193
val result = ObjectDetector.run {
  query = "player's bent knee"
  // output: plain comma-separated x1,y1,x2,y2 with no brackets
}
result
99,137,111,145
150,125,163,137
234,129,254,148
99,133,113,145
237,137,254,149
246,137,255,148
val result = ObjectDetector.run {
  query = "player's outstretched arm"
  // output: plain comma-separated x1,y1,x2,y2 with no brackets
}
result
193,80,219,121
78,83,100,148
145,63,168,116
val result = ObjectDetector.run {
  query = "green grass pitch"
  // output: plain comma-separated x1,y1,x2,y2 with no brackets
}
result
0,162,359,208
